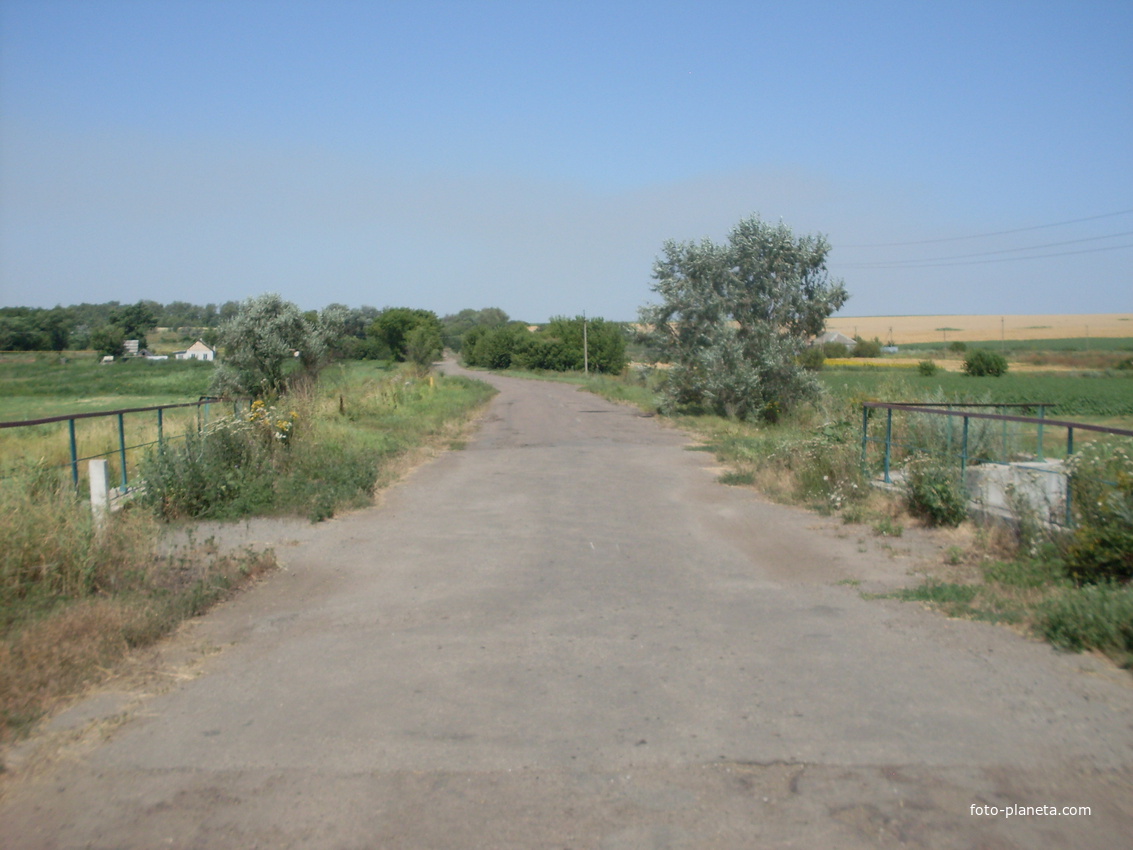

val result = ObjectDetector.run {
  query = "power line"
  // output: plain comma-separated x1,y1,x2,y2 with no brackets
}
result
840,208,1133,248
836,229,1133,266
837,241,1133,270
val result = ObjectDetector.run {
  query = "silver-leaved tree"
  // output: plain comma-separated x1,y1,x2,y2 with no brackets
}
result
639,214,848,421
209,293,344,398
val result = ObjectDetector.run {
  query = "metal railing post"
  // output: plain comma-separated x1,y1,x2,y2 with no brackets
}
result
117,413,128,491
1001,405,1009,461
1065,427,1074,526
157,407,164,447
860,405,869,474
883,408,893,484
68,418,79,489
960,415,970,480
1036,405,1045,461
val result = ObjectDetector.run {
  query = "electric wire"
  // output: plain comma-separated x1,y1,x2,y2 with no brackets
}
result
839,208,1133,248
837,241,1133,270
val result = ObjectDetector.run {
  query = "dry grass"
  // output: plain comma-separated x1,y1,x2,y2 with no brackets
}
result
0,406,203,491
0,469,278,744
824,313,1132,345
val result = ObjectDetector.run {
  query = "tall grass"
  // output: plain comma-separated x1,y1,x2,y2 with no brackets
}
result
141,366,496,522
0,466,276,742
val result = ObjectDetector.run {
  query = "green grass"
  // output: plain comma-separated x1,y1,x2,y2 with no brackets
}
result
0,357,216,420
1038,584,1133,663
143,364,496,522
897,337,1133,353
820,370,1133,418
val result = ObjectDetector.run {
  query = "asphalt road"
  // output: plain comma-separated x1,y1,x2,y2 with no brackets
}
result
2,365,1131,848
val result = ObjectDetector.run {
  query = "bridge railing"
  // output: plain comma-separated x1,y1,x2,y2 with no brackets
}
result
860,401,1133,526
0,397,248,494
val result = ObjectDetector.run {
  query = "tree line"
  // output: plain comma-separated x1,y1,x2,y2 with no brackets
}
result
0,300,241,353
6,211,848,422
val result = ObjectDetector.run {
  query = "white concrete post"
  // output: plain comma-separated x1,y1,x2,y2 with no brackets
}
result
89,458,109,530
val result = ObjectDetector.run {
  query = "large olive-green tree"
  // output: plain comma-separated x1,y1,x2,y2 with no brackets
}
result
640,214,847,420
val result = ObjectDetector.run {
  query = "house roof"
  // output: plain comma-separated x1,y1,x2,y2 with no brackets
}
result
814,331,857,347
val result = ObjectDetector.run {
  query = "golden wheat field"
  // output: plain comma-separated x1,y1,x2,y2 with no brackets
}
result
824,313,1132,345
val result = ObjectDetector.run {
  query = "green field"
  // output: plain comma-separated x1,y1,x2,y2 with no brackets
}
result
820,369,1133,420
0,357,216,421
897,337,1133,353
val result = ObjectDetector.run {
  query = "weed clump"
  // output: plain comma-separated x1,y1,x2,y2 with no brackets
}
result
1063,441,1133,584
904,455,967,527
1038,584,1133,664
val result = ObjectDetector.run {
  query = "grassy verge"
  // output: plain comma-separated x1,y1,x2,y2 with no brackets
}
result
0,470,277,744
142,363,496,522
1,361,497,745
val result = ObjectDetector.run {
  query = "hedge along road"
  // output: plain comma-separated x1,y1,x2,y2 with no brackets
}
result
2,362,1131,849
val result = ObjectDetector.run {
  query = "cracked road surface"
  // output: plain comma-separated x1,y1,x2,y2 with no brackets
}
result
1,366,1131,848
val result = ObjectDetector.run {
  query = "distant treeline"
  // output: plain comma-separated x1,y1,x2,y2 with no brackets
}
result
0,302,631,375
0,300,510,355
0,300,245,352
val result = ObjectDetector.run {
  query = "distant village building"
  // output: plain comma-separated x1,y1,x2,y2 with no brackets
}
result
174,340,216,362
812,331,857,349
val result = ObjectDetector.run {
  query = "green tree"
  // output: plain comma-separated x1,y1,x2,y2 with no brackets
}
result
441,307,510,351
41,307,73,352
110,301,157,350
535,316,627,374
90,324,126,359
209,293,340,398
369,308,443,362
405,324,444,371
639,214,848,420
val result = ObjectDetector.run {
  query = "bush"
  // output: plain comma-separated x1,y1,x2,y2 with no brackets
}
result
798,346,825,371
1037,584,1133,658
917,359,938,376
904,455,967,527
1063,441,1133,584
963,349,1009,377
141,419,278,520
949,341,967,354
822,341,848,358
852,336,883,358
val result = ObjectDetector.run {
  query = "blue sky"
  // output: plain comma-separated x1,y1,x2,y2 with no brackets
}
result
1,0,1130,322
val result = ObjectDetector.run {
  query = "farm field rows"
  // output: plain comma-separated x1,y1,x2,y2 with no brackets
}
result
824,312,1133,344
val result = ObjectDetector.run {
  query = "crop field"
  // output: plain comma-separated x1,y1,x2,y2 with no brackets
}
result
820,369,1133,419
824,312,1133,345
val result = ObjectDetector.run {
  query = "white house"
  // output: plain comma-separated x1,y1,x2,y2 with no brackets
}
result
174,340,216,361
